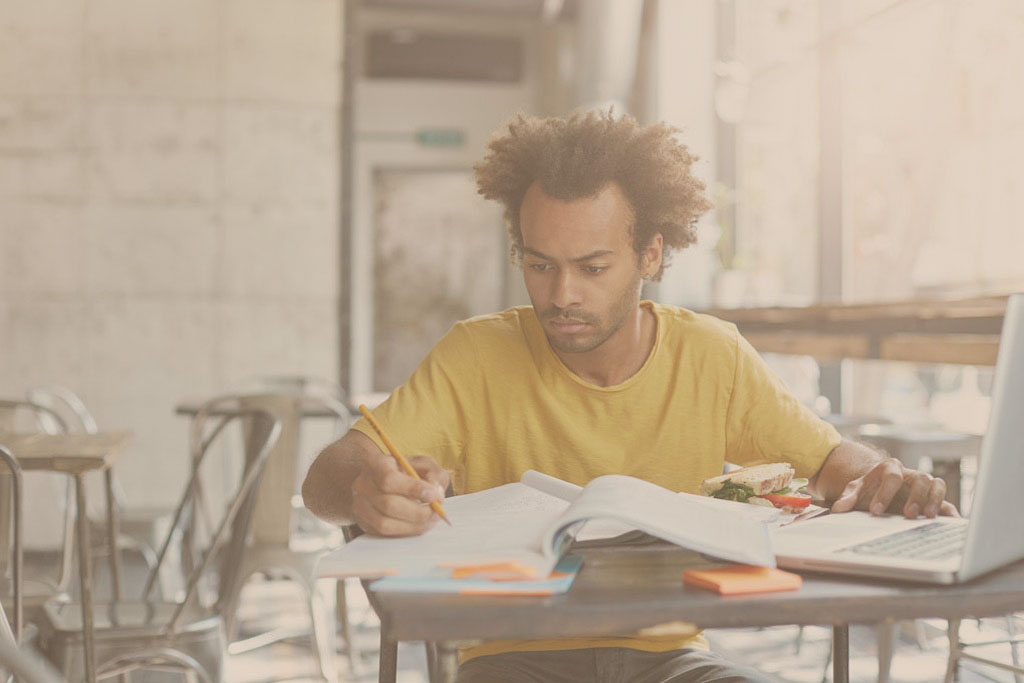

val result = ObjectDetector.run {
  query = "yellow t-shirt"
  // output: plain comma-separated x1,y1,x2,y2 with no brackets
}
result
352,301,841,661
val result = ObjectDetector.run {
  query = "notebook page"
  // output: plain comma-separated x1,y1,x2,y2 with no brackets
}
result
318,482,570,578
521,469,583,502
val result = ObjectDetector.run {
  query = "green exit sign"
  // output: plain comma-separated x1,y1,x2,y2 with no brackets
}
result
415,128,465,147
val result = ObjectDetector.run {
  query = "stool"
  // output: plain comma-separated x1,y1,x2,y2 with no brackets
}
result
856,425,982,510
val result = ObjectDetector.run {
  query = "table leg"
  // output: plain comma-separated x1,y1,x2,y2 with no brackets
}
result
75,474,97,683
377,626,397,683
833,623,849,683
434,642,459,683
104,470,123,601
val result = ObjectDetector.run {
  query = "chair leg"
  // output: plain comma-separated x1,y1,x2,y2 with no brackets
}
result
307,583,338,683
820,636,833,683
1007,615,1024,683
336,579,360,674
219,566,256,644
945,618,962,683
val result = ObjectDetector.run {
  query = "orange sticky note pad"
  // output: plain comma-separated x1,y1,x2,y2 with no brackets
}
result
682,565,802,595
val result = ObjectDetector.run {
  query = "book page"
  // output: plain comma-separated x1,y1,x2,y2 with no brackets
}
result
574,491,779,542
521,469,583,502
540,474,775,567
318,483,570,578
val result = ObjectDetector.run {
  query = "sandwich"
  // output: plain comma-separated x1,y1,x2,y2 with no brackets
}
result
699,463,812,513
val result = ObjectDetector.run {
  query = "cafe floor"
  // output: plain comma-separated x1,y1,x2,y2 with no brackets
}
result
227,577,1023,683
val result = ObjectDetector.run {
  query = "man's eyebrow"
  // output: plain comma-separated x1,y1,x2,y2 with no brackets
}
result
523,247,614,262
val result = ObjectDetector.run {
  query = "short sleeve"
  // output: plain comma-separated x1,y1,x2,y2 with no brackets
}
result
724,330,841,478
350,322,478,476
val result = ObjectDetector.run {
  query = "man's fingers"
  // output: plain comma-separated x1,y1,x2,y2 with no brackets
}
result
831,480,862,513
902,474,933,518
351,494,434,537
350,452,448,536
867,459,905,515
923,477,948,517
939,500,960,517
409,455,451,495
364,454,442,504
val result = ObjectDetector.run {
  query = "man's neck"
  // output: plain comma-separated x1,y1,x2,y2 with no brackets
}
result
554,304,657,387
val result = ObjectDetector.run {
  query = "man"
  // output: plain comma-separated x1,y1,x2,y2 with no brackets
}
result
303,111,956,682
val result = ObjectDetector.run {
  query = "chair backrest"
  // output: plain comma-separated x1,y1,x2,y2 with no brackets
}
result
141,395,282,635
0,401,73,596
24,387,98,435
0,445,22,645
25,387,132,520
234,385,353,546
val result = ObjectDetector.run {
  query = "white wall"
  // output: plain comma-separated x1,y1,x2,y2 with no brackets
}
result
0,0,344,517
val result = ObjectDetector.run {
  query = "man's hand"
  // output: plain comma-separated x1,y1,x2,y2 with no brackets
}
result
350,450,451,537
830,456,958,518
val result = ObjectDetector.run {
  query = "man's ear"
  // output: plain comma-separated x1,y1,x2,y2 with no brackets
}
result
641,233,664,279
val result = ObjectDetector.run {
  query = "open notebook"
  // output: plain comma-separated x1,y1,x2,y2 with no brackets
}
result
317,469,776,581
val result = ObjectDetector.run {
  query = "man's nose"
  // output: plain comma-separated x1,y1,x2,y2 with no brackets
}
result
551,270,582,309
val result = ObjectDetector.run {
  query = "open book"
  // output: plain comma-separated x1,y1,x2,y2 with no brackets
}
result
317,470,776,581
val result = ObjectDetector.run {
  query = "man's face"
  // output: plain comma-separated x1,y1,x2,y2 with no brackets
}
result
519,181,645,355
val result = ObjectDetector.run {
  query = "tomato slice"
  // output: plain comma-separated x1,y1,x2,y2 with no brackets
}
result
762,492,812,510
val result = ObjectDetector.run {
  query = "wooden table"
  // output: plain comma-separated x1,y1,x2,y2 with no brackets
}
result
0,431,133,683
362,543,1024,683
705,294,1008,365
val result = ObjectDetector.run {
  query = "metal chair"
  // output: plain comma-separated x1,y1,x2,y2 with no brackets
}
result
37,395,282,683
1,445,24,647
1,636,66,683
26,387,178,600
946,615,1024,682
216,387,354,680
0,402,75,625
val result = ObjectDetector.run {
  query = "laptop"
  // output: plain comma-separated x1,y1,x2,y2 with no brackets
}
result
772,293,1024,584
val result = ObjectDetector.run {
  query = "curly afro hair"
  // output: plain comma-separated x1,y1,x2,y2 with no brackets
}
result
474,109,712,281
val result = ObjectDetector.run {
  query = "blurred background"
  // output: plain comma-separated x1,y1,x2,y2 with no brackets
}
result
1,0,1023,544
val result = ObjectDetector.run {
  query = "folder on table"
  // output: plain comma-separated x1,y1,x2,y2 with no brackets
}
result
371,555,583,596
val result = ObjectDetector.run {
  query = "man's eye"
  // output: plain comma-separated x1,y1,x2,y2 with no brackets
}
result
584,265,607,274
528,263,551,272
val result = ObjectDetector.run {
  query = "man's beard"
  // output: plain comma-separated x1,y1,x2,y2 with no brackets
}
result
538,275,643,354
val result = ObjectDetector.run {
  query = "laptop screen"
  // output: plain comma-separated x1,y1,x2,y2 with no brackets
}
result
959,293,1024,580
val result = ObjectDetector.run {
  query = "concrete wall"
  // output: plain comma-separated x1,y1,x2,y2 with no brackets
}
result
0,0,343,515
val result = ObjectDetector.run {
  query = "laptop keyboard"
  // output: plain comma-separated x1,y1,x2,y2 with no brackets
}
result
840,521,967,560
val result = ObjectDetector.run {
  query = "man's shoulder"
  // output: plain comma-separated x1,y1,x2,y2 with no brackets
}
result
448,307,534,348
651,302,739,344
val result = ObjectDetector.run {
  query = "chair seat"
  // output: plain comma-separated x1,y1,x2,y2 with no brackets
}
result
41,600,220,641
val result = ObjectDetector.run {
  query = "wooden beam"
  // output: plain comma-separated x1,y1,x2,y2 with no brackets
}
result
880,334,1001,366
744,333,871,361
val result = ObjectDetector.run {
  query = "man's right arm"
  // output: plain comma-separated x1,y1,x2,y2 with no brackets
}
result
301,429,450,537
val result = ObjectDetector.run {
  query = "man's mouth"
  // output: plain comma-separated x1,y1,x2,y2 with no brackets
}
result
549,319,590,333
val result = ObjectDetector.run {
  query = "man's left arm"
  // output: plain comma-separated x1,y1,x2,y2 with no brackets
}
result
807,438,959,518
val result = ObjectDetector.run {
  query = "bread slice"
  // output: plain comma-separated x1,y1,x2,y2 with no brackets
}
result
699,463,795,497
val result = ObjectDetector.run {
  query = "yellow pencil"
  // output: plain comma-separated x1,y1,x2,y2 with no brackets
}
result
358,405,452,526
